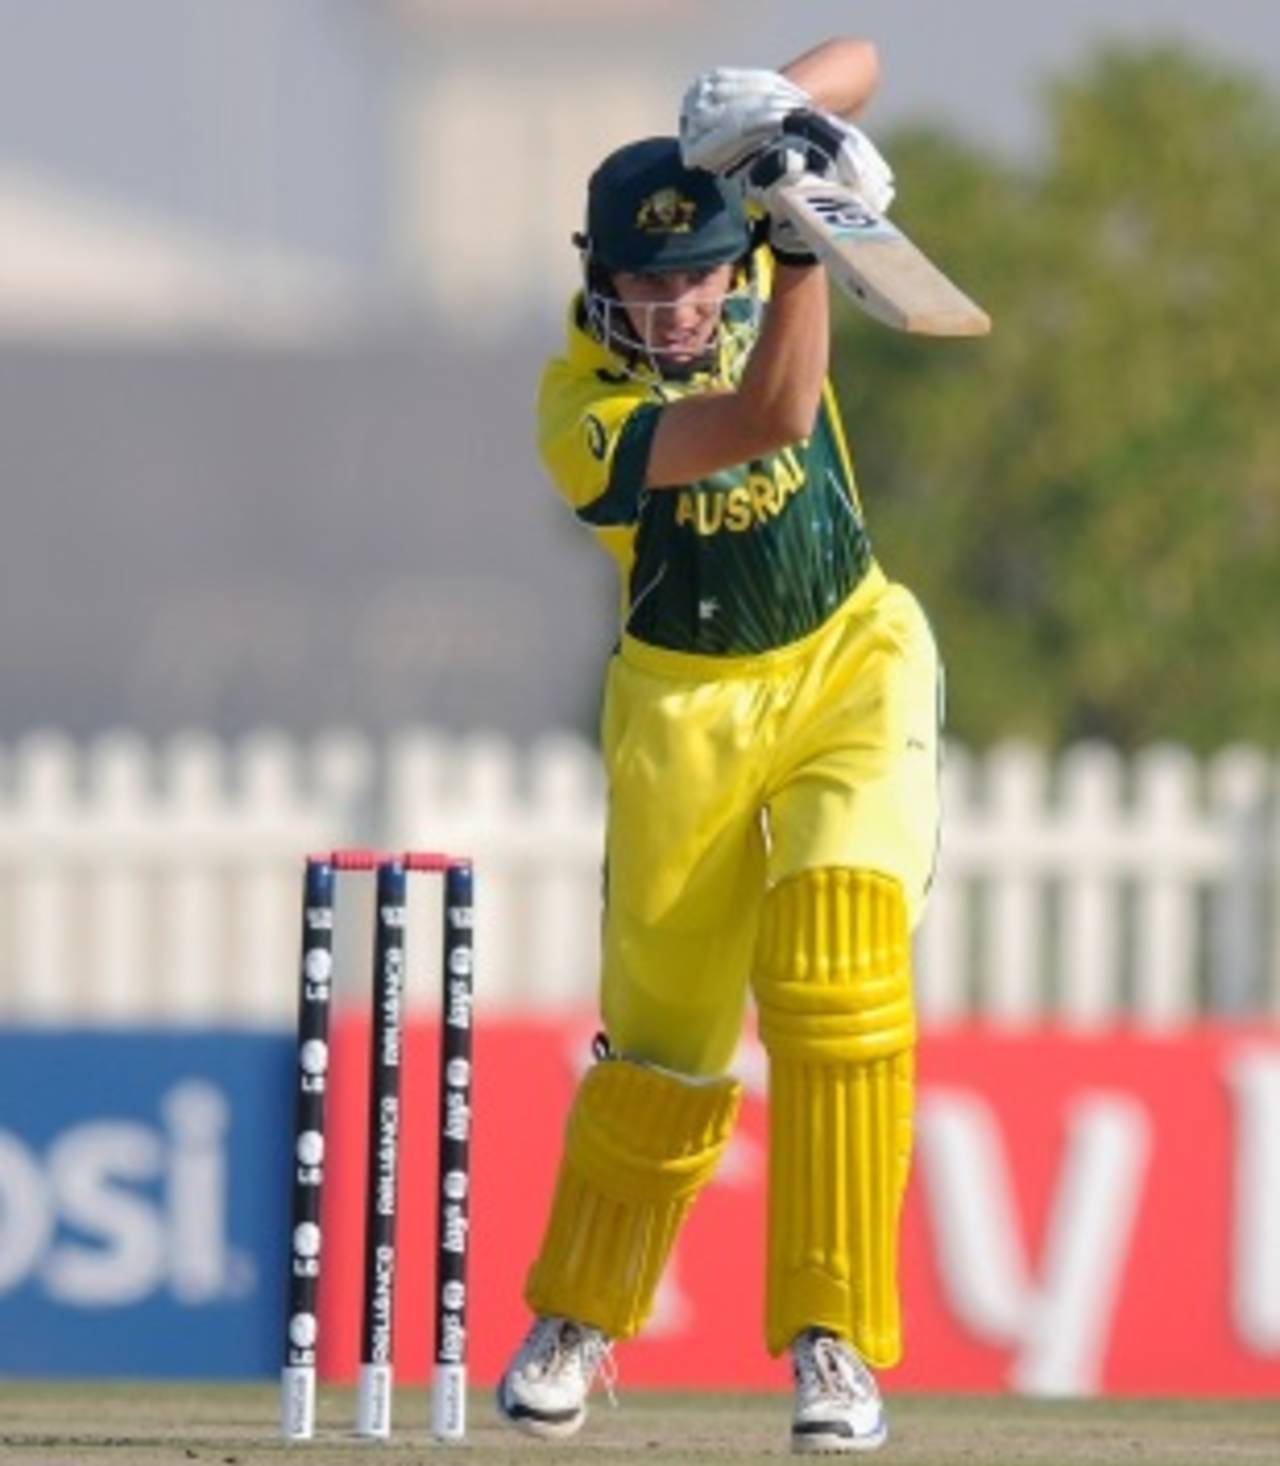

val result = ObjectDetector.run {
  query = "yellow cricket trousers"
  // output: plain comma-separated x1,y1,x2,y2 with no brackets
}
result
598,562,941,1078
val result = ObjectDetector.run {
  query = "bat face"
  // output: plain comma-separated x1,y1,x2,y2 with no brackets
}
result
776,178,992,338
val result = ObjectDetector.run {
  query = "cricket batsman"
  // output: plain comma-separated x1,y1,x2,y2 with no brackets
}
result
498,36,941,1454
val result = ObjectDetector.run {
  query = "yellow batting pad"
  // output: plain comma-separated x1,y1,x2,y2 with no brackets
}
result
525,1057,741,1340
754,868,915,1365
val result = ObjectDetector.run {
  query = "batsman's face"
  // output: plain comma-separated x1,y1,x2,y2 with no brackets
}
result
612,265,735,363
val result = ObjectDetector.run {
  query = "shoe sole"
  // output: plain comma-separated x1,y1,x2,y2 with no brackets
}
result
496,1382,587,1441
791,1423,888,1454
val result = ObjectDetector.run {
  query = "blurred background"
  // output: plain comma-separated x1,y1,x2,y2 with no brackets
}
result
0,0,1277,1410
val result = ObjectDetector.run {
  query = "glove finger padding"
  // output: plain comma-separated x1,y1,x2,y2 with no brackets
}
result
733,108,897,266
786,109,896,216
680,66,811,174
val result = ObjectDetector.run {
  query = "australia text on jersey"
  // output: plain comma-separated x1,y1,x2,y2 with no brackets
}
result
672,446,807,537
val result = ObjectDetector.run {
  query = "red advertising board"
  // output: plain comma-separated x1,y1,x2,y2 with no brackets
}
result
317,1017,1280,1395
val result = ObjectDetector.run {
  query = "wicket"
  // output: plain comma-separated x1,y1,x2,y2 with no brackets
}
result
280,848,474,1445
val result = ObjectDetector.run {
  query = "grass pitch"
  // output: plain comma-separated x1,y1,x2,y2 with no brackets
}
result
0,1383,1276,1465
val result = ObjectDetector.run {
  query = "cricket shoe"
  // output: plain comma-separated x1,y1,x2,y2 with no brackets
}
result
790,1328,888,1453
496,1315,615,1440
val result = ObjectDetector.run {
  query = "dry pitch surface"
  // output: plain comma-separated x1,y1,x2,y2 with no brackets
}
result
0,1385,1276,1466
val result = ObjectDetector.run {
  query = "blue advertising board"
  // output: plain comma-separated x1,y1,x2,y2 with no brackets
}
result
0,1030,293,1376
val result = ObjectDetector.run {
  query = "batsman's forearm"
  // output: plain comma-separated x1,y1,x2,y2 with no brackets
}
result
781,37,880,119
737,263,829,444
641,264,830,485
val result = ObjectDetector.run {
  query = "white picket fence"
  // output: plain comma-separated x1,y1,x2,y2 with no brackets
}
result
0,731,1276,1028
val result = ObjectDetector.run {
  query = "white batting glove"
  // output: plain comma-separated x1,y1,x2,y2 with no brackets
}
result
679,66,811,175
822,115,896,216
740,110,897,264
758,109,896,216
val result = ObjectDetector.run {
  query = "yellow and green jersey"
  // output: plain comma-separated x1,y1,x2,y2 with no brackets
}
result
537,282,873,658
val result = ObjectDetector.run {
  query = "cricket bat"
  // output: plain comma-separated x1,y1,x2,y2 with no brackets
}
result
776,176,991,337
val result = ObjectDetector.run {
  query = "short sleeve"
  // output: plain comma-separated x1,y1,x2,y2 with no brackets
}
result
537,360,661,528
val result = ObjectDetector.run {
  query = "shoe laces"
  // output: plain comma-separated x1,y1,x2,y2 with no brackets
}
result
596,1339,620,1408
795,1331,877,1406
527,1318,619,1406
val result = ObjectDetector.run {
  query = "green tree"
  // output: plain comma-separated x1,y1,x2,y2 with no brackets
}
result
837,42,1280,750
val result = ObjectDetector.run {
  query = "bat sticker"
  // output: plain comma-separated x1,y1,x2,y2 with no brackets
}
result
804,192,897,239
